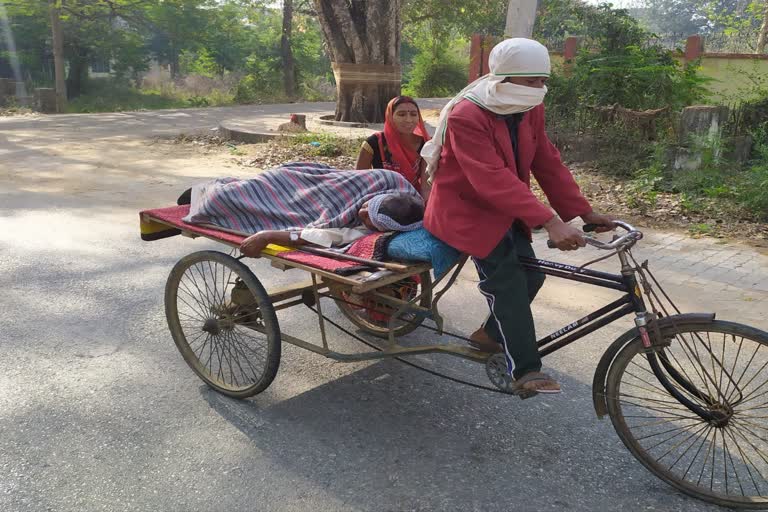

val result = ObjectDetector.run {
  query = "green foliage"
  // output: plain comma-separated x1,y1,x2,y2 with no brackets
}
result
688,223,713,236
286,133,363,159
627,148,665,209
402,0,507,38
233,9,329,103
403,48,468,98
65,76,233,112
572,47,708,111
737,125,768,218
626,129,768,222
180,48,220,78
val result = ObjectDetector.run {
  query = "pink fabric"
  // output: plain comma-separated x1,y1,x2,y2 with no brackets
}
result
279,251,359,271
141,206,389,274
141,205,247,245
279,232,388,272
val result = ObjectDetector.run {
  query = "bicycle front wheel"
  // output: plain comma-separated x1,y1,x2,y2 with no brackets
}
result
606,320,768,508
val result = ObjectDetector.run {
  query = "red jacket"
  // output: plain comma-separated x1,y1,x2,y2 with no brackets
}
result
424,100,592,259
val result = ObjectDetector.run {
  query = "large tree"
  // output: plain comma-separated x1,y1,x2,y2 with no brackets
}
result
311,0,401,123
280,0,298,98
759,0,768,52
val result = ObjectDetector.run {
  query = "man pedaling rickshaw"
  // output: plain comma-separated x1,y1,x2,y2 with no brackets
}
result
420,37,616,395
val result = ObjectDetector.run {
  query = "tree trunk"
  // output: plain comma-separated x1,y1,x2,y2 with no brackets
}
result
757,0,768,54
281,0,298,98
169,48,180,80
312,0,401,123
505,0,538,38
66,49,89,99
49,0,66,112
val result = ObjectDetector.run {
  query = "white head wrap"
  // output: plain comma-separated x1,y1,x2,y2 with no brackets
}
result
421,38,551,182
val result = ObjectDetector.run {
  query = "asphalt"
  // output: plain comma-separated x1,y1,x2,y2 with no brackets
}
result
1,102,767,512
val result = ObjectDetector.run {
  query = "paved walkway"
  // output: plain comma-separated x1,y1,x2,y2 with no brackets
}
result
531,228,768,330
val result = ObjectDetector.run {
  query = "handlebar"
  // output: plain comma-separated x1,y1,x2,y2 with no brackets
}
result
546,221,643,251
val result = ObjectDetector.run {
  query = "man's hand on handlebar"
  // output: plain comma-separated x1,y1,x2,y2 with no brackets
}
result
543,216,587,251
581,211,616,233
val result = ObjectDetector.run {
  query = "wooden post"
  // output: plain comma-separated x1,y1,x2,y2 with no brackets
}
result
684,34,703,64
481,36,494,76
469,34,483,82
563,36,579,76
504,0,538,38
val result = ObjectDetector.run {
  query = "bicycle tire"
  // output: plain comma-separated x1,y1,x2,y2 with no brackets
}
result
606,319,768,508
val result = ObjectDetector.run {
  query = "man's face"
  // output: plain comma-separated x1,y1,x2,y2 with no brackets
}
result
503,76,548,88
358,202,378,231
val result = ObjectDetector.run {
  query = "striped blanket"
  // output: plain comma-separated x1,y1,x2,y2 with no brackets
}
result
183,162,420,234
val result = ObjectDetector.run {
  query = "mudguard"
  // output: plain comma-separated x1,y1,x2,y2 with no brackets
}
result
592,312,716,418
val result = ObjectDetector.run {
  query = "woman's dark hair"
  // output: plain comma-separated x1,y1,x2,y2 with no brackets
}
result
379,193,424,225
391,95,420,114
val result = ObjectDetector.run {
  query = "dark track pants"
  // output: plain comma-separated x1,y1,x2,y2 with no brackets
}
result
472,227,545,379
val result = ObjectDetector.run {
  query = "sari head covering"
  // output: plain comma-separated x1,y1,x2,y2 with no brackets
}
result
421,38,551,182
382,96,432,185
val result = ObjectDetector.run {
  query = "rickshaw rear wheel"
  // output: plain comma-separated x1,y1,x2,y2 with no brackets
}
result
165,250,281,398
329,271,433,339
605,320,768,508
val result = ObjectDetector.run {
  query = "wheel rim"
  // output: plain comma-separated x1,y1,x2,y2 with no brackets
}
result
171,257,272,393
609,324,768,504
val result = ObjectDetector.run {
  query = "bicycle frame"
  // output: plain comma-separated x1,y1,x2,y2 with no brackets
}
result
524,251,723,423
519,252,645,358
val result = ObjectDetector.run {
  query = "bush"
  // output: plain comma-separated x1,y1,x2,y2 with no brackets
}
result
299,76,335,102
403,50,468,98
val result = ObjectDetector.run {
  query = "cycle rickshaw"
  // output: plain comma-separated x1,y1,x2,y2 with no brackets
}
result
141,204,768,509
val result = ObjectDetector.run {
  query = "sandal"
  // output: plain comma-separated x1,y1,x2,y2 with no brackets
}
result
514,371,561,395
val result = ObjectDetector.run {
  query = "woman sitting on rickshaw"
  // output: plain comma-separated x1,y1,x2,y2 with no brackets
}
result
356,96,432,199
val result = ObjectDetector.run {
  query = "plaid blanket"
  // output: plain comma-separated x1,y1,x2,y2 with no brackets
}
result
183,162,419,234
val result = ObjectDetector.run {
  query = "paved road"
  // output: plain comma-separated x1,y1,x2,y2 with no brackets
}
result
2,104,768,512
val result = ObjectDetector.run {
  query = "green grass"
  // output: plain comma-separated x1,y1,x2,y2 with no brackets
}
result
65,79,234,113
285,132,364,158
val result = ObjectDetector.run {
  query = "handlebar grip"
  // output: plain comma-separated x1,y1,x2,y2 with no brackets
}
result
583,223,599,233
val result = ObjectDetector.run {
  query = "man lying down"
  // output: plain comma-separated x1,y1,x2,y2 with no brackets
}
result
180,162,460,278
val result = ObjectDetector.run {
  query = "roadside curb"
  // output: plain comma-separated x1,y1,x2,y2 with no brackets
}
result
218,121,291,143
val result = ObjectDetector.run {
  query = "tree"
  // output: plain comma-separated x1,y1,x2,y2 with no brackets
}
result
280,0,298,98
311,0,401,123
755,0,768,52
146,0,208,78
49,0,65,111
